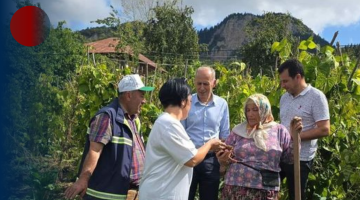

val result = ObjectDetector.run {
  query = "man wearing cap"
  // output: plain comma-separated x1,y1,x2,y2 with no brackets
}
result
65,74,154,200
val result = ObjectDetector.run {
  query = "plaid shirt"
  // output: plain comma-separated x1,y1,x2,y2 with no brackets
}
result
126,114,146,186
88,113,146,186
89,113,112,145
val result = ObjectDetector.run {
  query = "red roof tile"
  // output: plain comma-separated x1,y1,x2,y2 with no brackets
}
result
85,37,157,69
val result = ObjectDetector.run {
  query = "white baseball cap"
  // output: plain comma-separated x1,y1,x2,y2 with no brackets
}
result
118,74,154,92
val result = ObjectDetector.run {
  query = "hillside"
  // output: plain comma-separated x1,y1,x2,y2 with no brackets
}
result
197,13,329,61
77,26,117,42
78,13,334,61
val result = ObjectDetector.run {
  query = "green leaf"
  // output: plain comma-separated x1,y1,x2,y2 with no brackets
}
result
307,41,317,49
278,38,288,50
304,59,318,83
230,62,246,72
308,173,316,181
79,83,88,93
298,41,307,50
321,45,335,54
318,59,333,77
352,78,360,85
271,42,280,53
306,35,314,42
315,72,337,94
298,51,309,62
350,173,360,185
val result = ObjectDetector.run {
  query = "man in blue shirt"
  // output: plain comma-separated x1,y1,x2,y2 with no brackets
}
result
182,66,230,200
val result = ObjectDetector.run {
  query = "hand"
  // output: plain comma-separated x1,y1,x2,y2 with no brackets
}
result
290,116,302,138
216,150,231,165
216,147,238,165
64,178,88,199
209,138,226,152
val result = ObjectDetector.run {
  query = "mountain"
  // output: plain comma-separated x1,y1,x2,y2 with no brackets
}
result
77,26,117,42
78,13,332,61
197,13,330,61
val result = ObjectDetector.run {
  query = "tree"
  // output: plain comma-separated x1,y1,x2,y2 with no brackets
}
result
92,5,147,68
3,0,87,197
143,0,200,66
120,0,170,22
239,12,305,77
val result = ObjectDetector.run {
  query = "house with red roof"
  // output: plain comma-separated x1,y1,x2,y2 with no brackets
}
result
85,37,164,75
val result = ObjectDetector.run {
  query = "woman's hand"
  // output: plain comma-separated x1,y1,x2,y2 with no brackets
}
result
216,150,232,165
216,145,238,165
209,139,226,152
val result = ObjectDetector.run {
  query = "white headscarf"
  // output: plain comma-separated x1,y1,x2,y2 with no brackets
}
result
232,94,276,151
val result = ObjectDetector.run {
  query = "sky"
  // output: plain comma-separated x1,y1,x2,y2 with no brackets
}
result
6,0,360,45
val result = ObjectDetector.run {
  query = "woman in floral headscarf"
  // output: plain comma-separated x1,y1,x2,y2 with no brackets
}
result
216,94,302,200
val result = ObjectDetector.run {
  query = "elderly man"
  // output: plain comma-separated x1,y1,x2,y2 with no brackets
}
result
182,66,230,200
65,74,154,200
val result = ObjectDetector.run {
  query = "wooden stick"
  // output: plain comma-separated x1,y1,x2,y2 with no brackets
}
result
329,31,339,46
347,52,360,90
293,127,301,200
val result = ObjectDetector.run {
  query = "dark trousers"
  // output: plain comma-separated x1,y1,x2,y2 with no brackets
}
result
280,160,313,200
188,153,220,200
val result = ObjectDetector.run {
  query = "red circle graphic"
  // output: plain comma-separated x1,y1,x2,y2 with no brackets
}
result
10,6,50,47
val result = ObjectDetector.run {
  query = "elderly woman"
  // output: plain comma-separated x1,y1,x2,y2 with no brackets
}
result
139,78,225,200
217,94,302,200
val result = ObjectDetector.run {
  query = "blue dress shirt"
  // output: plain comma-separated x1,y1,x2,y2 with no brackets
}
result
181,93,230,148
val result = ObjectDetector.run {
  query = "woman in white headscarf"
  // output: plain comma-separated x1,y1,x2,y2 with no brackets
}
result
216,94,302,200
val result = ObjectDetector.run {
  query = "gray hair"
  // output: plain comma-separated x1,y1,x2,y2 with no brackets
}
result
195,66,216,80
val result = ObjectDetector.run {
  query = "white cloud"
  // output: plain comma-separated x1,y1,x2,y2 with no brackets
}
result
183,0,360,34
37,0,112,29
13,0,357,43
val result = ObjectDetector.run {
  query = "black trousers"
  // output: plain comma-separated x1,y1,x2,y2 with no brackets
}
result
280,160,313,200
188,152,220,200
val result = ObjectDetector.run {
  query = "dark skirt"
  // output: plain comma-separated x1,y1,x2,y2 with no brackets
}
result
221,184,278,200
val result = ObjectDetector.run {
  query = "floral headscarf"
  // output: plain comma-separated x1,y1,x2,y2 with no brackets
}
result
232,94,276,151
245,93,274,126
